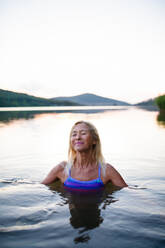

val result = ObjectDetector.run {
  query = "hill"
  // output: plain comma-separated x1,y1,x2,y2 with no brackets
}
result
134,98,158,111
155,94,165,110
51,93,131,106
0,89,79,107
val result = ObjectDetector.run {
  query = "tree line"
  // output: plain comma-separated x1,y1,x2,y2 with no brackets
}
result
155,95,165,110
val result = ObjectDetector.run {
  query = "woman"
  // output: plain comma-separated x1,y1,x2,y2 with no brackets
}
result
41,121,128,189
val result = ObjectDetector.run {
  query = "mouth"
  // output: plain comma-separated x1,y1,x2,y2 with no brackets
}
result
75,142,84,145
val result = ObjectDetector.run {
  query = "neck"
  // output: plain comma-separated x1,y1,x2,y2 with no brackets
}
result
74,150,95,168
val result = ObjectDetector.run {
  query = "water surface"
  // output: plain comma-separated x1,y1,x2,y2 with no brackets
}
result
0,106,165,248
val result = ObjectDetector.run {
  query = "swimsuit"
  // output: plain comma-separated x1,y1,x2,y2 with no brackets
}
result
64,164,104,191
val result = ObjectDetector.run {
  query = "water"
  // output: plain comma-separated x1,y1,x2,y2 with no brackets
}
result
0,106,165,248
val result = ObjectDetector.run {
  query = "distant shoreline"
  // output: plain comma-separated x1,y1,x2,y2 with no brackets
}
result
0,105,130,112
135,105,159,111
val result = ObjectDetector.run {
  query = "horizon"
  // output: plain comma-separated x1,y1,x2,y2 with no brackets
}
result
0,0,165,104
0,87,159,104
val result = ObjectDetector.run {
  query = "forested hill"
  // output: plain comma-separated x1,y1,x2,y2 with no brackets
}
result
0,89,79,107
51,93,131,106
0,90,131,107
1,89,161,108
155,95,165,110
134,98,158,111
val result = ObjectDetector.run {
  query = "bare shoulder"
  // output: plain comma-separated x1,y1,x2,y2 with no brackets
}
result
105,163,114,174
104,163,128,188
53,161,67,175
41,161,67,185
105,162,123,176
57,161,67,170
102,163,113,182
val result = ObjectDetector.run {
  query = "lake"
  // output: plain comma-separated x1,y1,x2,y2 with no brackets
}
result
0,106,165,248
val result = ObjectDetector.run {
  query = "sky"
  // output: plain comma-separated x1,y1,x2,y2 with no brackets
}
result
0,0,165,104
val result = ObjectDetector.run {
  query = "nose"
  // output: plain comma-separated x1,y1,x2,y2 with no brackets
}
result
76,132,81,139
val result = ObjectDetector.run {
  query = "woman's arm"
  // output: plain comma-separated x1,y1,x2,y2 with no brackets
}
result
41,161,66,185
106,163,128,188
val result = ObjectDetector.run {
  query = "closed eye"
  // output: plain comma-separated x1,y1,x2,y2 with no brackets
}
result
71,132,77,137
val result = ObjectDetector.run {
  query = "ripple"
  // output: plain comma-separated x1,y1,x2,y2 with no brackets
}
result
128,185,148,190
0,178,37,185
0,221,47,232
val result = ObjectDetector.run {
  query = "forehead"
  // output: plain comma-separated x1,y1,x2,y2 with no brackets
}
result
72,123,90,132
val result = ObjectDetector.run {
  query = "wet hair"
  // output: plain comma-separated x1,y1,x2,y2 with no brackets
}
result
66,121,106,174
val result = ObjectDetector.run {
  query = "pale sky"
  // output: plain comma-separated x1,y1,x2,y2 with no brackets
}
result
0,0,165,104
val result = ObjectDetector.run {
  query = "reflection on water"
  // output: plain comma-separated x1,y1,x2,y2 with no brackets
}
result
0,111,37,123
157,110,165,128
0,106,128,124
0,107,165,248
49,181,119,244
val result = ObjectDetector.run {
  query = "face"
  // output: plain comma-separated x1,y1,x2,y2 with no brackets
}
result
70,123,95,152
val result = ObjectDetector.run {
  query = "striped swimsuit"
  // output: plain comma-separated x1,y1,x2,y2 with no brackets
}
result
64,164,104,191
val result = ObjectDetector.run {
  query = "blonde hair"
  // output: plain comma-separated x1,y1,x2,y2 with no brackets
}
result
66,121,106,175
